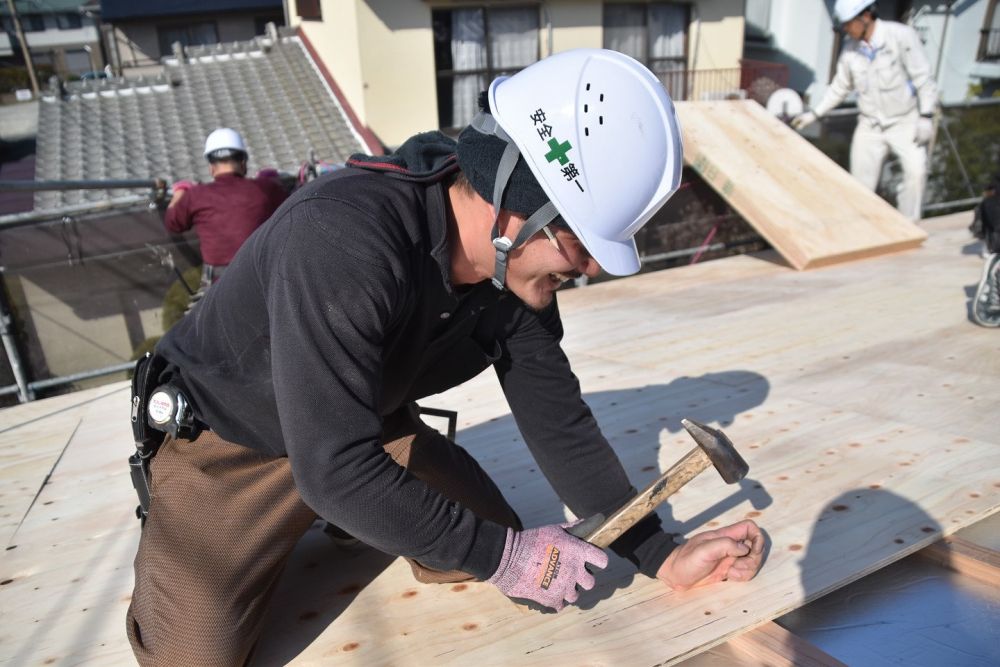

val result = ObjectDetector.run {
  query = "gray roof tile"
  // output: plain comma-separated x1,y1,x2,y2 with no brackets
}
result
34,31,369,212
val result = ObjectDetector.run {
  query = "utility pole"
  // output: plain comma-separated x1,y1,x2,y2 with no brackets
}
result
5,0,40,97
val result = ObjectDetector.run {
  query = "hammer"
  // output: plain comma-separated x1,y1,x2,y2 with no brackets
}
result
570,418,749,547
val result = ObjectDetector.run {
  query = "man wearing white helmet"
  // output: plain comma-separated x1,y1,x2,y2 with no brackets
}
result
791,1,938,220
127,50,763,665
164,127,288,290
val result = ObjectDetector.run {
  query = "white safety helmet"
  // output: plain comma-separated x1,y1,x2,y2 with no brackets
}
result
466,48,682,286
203,128,248,160
834,0,875,23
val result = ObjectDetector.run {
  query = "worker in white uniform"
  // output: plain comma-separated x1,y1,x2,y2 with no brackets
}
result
792,0,938,220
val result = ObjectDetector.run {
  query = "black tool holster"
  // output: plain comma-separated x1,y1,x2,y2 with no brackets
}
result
129,352,167,525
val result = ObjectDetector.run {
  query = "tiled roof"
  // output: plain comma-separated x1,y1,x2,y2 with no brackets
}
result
33,28,370,213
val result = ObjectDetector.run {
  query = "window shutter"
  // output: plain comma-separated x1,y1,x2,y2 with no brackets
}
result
298,0,322,21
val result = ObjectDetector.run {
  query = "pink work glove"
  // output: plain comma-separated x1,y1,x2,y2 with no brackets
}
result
172,179,196,193
488,523,609,611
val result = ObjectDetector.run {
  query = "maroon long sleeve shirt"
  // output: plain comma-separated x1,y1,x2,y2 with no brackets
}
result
164,173,288,266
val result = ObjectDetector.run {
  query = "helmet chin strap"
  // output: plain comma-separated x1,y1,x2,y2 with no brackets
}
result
470,113,561,290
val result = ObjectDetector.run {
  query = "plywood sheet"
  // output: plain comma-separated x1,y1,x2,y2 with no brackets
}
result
674,100,927,270
0,213,997,666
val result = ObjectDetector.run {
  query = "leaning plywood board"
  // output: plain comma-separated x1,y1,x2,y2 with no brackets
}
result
674,100,927,270
1,214,997,666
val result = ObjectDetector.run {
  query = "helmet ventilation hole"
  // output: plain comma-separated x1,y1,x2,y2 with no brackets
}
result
583,83,604,137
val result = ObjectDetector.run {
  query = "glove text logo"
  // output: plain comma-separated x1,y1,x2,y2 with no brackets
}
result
538,545,561,590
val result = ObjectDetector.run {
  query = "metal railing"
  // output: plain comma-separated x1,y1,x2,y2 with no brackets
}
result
0,179,168,228
0,177,168,403
978,28,1000,61
657,60,789,106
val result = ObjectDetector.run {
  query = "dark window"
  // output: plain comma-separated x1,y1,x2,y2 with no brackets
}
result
157,22,219,56
297,0,322,21
980,0,1000,61
22,14,46,32
56,12,83,30
603,3,688,98
432,5,539,131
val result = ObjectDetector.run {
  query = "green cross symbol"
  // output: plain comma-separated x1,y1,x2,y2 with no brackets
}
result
544,138,573,165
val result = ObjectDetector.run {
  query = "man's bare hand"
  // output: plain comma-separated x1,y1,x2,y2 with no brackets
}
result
656,520,764,591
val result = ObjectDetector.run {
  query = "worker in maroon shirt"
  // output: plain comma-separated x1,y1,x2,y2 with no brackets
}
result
164,128,288,291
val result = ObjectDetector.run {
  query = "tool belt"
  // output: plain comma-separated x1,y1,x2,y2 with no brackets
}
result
129,352,202,524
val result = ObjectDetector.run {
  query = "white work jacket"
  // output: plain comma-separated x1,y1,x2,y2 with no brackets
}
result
814,19,937,128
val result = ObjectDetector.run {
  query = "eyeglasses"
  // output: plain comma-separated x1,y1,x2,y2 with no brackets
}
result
540,223,593,261
541,224,561,250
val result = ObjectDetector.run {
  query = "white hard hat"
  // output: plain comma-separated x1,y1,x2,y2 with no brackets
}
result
203,128,248,158
467,48,682,282
834,0,875,23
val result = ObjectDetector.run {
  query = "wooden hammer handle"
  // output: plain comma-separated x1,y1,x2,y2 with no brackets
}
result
579,447,712,548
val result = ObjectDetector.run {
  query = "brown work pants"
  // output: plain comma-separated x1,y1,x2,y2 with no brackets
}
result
126,406,520,667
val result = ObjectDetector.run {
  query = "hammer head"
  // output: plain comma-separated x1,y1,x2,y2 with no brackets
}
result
681,418,749,484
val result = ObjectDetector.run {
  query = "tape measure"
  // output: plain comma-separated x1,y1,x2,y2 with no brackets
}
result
147,384,195,438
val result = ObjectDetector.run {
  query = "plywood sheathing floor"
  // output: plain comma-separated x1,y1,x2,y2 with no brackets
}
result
1,212,997,666
675,100,928,269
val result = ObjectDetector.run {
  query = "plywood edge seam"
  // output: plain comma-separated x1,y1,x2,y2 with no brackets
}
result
727,621,848,667
800,237,927,270
916,536,1000,588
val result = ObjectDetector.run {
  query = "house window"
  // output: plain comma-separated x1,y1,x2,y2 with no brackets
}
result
56,12,83,30
22,14,47,32
297,0,322,21
603,3,687,98
980,0,1000,61
432,5,540,131
157,22,219,56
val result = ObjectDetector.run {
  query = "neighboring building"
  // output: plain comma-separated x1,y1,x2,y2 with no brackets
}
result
745,0,1000,106
0,0,103,79
918,0,1000,100
285,0,755,147
99,0,285,72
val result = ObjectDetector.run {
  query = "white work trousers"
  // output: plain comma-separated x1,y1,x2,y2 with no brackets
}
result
850,114,927,220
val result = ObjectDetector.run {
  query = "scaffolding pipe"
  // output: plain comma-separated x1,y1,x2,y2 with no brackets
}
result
0,179,162,192
0,195,157,229
0,360,134,400
0,284,32,403
921,197,980,213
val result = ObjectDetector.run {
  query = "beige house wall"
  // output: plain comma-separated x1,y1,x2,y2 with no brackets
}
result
356,1,438,145
689,0,745,69
545,1,603,54
286,0,744,145
289,0,368,133
289,0,437,147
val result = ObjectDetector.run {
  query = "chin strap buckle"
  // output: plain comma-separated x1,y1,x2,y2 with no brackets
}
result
492,236,513,290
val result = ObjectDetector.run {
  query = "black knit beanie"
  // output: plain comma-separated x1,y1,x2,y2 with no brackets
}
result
456,95,550,217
